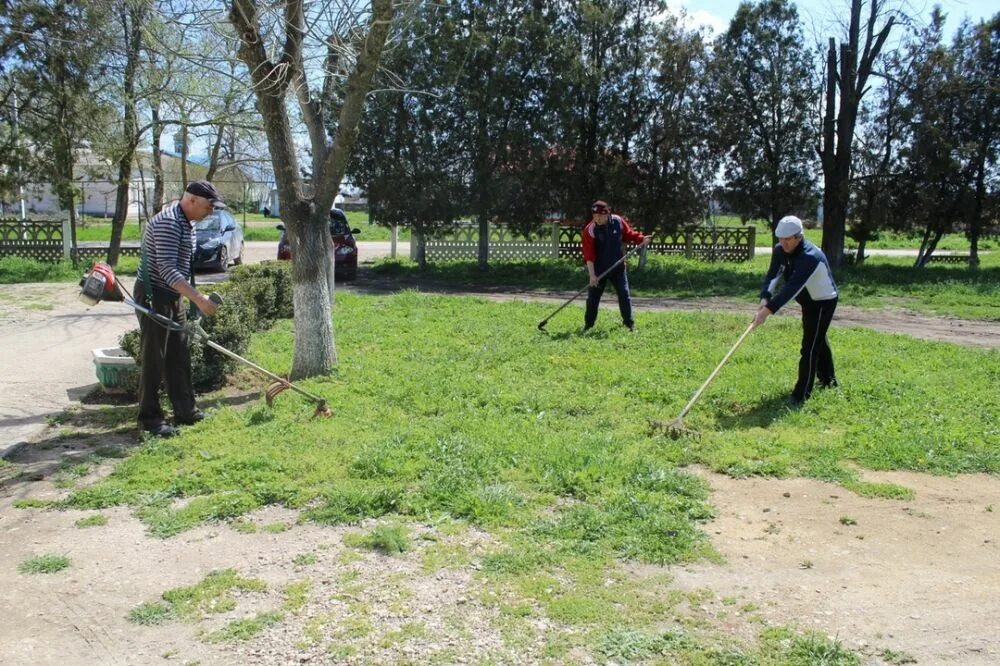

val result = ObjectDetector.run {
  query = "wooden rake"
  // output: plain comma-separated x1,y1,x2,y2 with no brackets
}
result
652,321,756,439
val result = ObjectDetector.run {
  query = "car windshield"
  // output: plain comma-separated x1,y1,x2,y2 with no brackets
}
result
196,215,222,232
330,219,350,235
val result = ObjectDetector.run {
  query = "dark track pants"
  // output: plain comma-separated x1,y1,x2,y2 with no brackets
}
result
794,297,838,402
584,268,634,328
134,280,196,428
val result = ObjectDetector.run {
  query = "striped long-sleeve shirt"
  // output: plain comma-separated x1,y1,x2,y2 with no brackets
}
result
138,203,195,296
760,238,838,313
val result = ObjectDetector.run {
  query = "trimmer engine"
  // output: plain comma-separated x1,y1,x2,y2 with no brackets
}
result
79,262,124,306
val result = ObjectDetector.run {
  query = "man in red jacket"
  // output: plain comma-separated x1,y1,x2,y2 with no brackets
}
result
582,200,648,331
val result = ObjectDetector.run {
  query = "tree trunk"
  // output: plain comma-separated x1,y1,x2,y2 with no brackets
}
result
108,3,143,268
819,1,894,269
180,121,189,186
288,209,336,378
152,105,164,212
856,238,867,266
230,0,393,379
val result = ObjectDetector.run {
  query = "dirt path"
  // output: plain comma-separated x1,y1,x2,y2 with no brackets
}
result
2,457,997,664
661,468,1000,665
345,275,1000,349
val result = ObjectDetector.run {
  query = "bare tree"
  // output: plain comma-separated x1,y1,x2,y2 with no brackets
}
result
229,0,394,378
818,0,897,267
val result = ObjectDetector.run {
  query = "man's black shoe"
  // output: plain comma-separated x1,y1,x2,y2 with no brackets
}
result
624,322,635,331
175,409,205,426
144,422,178,438
785,395,804,408
819,379,839,389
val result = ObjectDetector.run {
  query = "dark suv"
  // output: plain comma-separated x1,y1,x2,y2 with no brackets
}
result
276,208,361,280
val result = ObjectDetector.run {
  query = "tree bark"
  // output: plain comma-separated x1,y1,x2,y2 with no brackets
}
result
151,105,164,213
230,0,393,379
108,2,144,268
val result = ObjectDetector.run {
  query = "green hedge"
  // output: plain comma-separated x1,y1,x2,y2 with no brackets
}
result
119,261,293,392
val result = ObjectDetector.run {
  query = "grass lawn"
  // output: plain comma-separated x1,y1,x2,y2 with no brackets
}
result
61,292,998,662
372,252,1000,321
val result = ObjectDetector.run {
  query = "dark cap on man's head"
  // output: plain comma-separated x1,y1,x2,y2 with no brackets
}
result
186,180,226,209
591,200,610,214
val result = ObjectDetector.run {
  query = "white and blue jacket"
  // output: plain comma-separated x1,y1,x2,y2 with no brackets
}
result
760,239,838,312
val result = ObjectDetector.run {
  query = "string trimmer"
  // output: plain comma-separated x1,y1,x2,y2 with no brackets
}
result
80,262,332,417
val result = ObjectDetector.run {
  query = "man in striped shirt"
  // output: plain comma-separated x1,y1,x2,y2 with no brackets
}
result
134,181,223,437
753,215,839,406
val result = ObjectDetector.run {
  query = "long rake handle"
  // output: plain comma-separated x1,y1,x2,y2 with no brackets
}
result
538,236,652,329
676,321,756,420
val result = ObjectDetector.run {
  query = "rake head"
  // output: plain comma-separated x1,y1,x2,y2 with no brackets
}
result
266,381,333,418
265,380,288,407
648,417,700,440
537,320,548,332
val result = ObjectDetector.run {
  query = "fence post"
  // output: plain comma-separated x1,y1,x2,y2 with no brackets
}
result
551,221,560,258
62,218,71,261
684,231,693,259
747,226,755,260
391,224,398,259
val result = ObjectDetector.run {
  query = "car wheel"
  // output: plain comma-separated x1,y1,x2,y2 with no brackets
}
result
233,241,244,265
217,245,229,271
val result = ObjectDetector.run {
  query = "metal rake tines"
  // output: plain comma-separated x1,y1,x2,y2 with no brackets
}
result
265,380,290,406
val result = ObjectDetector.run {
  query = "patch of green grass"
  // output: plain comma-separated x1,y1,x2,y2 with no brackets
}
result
128,601,174,625
204,611,283,642
843,480,914,500
261,522,290,533
160,569,267,621
0,257,81,283
839,516,858,526
420,542,471,573
19,554,71,574
345,524,411,555
292,552,318,566
46,410,76,426
283,580,311,613
230,519,257,533
378,621,426,648
880,647,918,664
75,514,108,528
13,498,61,510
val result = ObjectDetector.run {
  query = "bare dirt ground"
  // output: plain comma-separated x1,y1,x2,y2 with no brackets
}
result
1,274,998,665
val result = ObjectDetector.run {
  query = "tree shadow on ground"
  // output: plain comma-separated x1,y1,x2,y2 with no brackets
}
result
0,390,261,496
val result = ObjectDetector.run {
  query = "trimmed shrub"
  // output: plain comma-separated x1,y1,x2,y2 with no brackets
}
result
120,261,293,391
